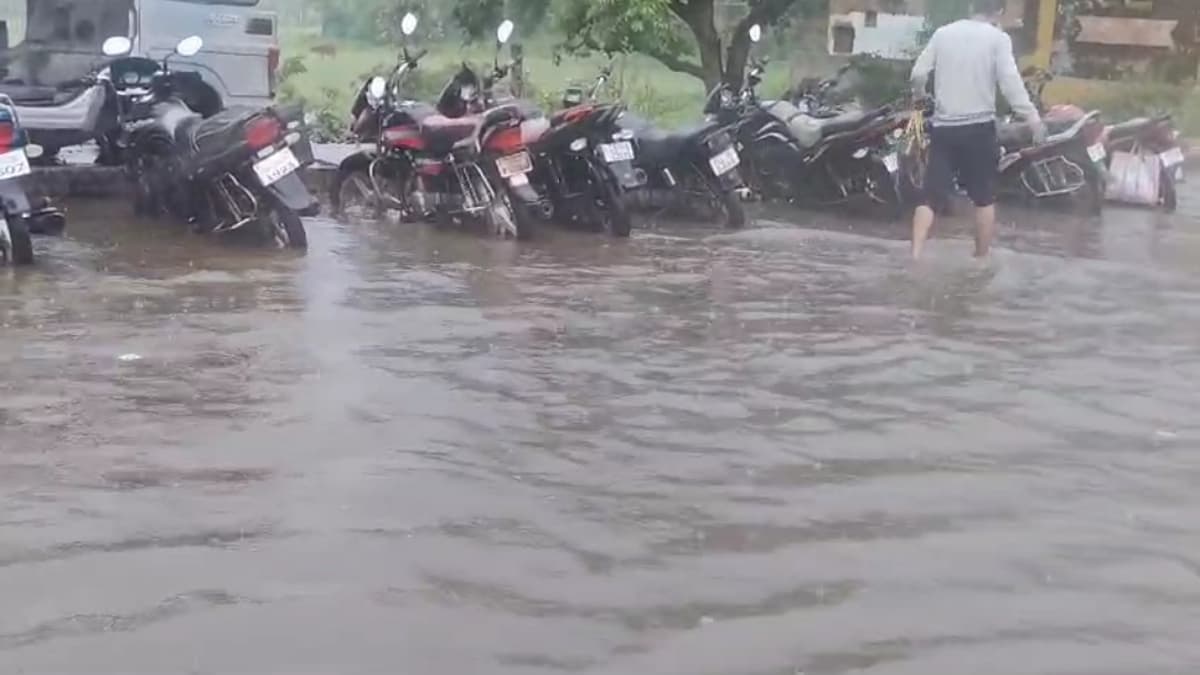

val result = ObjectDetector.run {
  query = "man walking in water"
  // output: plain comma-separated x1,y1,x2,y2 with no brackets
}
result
909,0,1045,259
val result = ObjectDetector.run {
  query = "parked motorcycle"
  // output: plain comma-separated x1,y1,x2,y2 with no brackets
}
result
1102,113,1182,211
0,94,66,265
531,64,643,236
994,105,1107,214
114,36,317,249
332,16,539,239
717,25,906,216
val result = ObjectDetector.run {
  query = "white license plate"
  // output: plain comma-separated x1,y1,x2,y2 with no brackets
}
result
496,151,532,178
1087,143,1107,163
882,153,899,174
1160,146,1185,168
0,149,32,181
709,146,740,176
599,141,634,163
252,147,300,187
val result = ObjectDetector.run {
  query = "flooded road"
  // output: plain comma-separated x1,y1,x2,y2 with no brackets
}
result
2,197,1200,674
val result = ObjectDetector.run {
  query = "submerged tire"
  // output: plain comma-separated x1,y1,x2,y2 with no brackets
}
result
3,216,33,265
331,168,384,220
592,167,632,237
721,187,746,229
262,206,308,250
1162,171,1178,213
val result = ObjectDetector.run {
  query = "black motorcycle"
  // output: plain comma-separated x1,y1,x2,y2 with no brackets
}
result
530,64,644,236
717,26,907,215
117,36,317,249
619,93,747,228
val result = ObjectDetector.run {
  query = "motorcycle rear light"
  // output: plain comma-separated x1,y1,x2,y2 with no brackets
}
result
613,129,634,141
485,126,524,154
0,121,15,150
245,116,282,151
569,138,587,152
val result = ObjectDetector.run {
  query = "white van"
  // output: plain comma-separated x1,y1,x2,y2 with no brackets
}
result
0,0,279,155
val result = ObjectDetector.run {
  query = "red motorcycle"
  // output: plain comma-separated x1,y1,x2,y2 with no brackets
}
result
331,18,540,239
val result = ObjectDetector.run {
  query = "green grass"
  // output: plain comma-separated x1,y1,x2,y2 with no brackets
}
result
277,30,796,136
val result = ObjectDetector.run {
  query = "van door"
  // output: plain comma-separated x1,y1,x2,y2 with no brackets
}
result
136,0,278,107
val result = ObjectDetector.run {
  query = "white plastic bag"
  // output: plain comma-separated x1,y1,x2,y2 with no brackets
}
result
1106,149,1162,206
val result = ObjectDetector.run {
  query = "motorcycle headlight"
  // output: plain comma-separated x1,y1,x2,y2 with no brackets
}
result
720,88,735,109
460,85,475,101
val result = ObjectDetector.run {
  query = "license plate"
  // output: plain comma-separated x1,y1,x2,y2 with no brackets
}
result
599,141,634,163
709,146,740,176
496,151,532,178
882,153,899,174
1087,143,1107,163
252,147,300,187
1160,146,1185,168
0,149,32,181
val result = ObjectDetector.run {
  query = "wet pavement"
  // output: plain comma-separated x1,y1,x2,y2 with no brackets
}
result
2,194,1199,674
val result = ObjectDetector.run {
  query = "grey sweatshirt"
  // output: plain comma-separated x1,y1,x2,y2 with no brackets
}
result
911,18,1041,128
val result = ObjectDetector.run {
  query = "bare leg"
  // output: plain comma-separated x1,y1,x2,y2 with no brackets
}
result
974,204,996,258
911,205,935,259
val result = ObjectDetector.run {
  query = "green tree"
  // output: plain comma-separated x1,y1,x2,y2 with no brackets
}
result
454,0,823,92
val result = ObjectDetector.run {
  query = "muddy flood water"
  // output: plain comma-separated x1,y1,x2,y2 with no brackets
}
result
2,196,1199,674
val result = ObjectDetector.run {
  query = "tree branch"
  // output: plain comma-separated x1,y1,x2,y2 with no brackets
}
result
645,47,706,80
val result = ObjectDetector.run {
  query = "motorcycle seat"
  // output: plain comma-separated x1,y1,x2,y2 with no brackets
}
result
812,109,869,137
632,125,710,168
997,117,1078,149
1107,117,1153,135
0,81,88,106
179,106,260,162
420,114,478,153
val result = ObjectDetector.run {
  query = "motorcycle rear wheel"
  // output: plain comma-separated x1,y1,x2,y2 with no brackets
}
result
0,215,33,265
1161,170,1178,213
589,165,632,237
261,206,308,250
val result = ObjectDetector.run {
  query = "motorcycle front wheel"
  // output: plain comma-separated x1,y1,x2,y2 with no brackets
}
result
261,205,308,250
696,168,746,229
332,168,385,221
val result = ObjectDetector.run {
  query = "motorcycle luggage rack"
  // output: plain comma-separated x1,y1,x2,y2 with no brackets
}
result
210,173,259,232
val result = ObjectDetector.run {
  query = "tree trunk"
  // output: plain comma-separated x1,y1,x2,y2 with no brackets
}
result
672,0,725,92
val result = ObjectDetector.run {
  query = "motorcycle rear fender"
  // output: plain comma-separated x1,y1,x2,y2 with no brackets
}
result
606,158,644,189
267,172,320,217
713,166,743,191
0,176,32,216
507,177,541,204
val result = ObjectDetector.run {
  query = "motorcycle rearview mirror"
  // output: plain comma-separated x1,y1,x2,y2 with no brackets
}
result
749,24,762,43
368,76,387,102
496,20,514,45
175,35,204,58
102,36,132,57
24,144,44,160
401,12,419,36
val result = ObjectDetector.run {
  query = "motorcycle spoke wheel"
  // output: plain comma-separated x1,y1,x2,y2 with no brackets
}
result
262,207,309,250
337,171,383,221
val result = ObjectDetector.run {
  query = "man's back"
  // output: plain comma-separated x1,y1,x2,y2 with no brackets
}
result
913,19,1035,127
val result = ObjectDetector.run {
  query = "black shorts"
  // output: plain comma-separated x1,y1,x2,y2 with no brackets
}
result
922,122,999,209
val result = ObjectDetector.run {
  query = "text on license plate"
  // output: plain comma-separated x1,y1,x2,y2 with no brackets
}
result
709,147,740,176
253,148,300,187
0,149,32,181
599,141,635,163
882,153,899,174
1160,147,1185,168
1086,143,1107,163
497,151,532,178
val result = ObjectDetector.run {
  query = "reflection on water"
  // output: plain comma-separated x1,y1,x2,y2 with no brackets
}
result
2,198,1199,673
